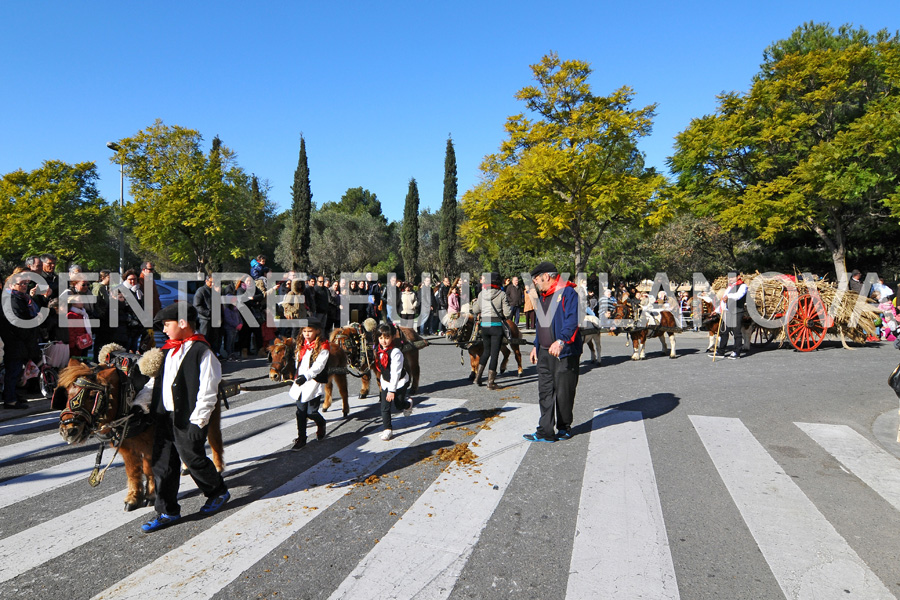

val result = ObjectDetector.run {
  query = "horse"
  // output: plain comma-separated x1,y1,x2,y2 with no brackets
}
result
444,312,524,381
612,301,678,360
53,352,225,512
329,321,425,399
265,336,351,417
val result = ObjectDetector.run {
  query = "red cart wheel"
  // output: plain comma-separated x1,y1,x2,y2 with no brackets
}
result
785,294,827,351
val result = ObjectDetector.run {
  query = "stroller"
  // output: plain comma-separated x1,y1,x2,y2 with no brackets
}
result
28,341,70,398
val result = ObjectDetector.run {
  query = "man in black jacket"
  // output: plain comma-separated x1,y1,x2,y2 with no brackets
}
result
0,274,41,408
506,276,524,327
193,275,222,357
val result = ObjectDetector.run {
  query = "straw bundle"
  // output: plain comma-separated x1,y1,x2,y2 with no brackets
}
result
710,272,879,343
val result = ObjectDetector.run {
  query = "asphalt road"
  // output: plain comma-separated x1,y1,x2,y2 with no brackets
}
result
1,330,899,600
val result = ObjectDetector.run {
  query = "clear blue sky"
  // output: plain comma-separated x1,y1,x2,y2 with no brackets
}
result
2,1,898,223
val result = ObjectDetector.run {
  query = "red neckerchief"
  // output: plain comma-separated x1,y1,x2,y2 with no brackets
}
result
484,283,500,290
540,276,577,297
298,339,329,363
161,334,208,355
375,341,396,373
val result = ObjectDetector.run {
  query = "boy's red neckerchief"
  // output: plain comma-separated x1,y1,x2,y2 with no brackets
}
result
162,334,208,354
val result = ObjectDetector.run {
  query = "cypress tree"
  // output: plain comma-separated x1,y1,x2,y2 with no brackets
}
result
290,136,312,272
438,136,458,279
400,178,420,282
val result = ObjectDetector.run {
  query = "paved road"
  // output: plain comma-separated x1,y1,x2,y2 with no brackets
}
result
1,332,899,599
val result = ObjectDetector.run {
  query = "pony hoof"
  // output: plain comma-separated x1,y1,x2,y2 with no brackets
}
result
517,371,523,378
343,410,349,418
669,355,677,359
124,501,140,512
467,372,476,381
358,393,367,400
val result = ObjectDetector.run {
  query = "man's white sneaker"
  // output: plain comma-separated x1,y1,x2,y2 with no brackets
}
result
380,429,393,441
403,399,414,418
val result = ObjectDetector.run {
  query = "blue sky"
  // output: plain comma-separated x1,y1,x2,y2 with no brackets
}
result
2,1,898,223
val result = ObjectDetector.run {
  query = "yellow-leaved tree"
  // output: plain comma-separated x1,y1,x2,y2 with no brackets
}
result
460,53,668,272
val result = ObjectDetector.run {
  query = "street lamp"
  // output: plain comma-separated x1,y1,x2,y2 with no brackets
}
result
106,141,125,275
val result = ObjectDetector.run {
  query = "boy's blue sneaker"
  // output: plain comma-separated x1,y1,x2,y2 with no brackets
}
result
556,429,572,440
522,433,555,443
200,490,230,515
141,513,181,533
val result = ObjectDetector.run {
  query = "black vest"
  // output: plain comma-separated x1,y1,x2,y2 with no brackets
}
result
152,341,210,429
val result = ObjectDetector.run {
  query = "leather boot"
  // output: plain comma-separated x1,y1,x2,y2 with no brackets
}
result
488,370,498,390
475,363,485,386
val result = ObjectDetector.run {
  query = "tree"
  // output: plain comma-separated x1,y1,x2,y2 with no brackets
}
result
320,187,386,224
439,136,458,278
290,136,312,272
417,208,441,276
670,23,900,278
306,208,390,274
114,120,264,273
460,53,668,272
400,178,420,281
0,160,116,268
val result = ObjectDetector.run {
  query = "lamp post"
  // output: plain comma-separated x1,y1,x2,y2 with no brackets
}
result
106,141,125,275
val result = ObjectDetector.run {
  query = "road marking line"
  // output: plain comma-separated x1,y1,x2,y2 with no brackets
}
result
691,415,894,600
566,409,679,599
0,391,408,584
328,402,532,600
797,422,900,513
0,413,59,436
0,391,294,509
90,397,467,600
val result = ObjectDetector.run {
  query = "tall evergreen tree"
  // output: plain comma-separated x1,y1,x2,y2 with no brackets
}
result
400,178,420,282
290,136,312,272
438,136,458,279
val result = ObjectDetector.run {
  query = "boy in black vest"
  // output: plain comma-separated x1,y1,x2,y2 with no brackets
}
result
141,302,230,533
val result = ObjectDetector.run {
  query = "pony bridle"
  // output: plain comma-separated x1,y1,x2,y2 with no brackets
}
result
60,375,112,439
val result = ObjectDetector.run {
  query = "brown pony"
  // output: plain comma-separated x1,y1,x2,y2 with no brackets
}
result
612,301,678,360
54,358,224,512
265,336,351,417
445,312,524,380
329,321,425,399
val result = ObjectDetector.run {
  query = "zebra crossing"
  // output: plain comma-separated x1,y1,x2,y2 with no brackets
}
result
1,389,899,599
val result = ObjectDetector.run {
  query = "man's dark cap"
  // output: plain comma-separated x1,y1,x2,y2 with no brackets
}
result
850,269,861,277
530,261,558,277
153,302,198,326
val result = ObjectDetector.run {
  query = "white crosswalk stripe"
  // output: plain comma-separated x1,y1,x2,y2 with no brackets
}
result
329,402,532,600
567,409,679,599
691,415,895,600
2,395,899,600
0,391,294,509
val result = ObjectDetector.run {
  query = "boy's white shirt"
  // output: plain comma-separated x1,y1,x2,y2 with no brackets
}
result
289,344,329,403
379,346,409,392
132,341,222,428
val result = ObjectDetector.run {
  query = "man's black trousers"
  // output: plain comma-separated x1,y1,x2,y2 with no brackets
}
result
535,347,579,438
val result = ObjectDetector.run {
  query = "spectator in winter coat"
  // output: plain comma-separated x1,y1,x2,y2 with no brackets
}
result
0,272,41,408
506,276,524,326
399,282,418,326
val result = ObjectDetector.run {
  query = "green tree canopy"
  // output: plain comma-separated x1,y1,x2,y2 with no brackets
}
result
460,52,668,272
400,178,420,281
439,136,458,279
113,120,268,273
290,136,313,272
0,160,116,268
670,22,900,277
320,187,386,224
